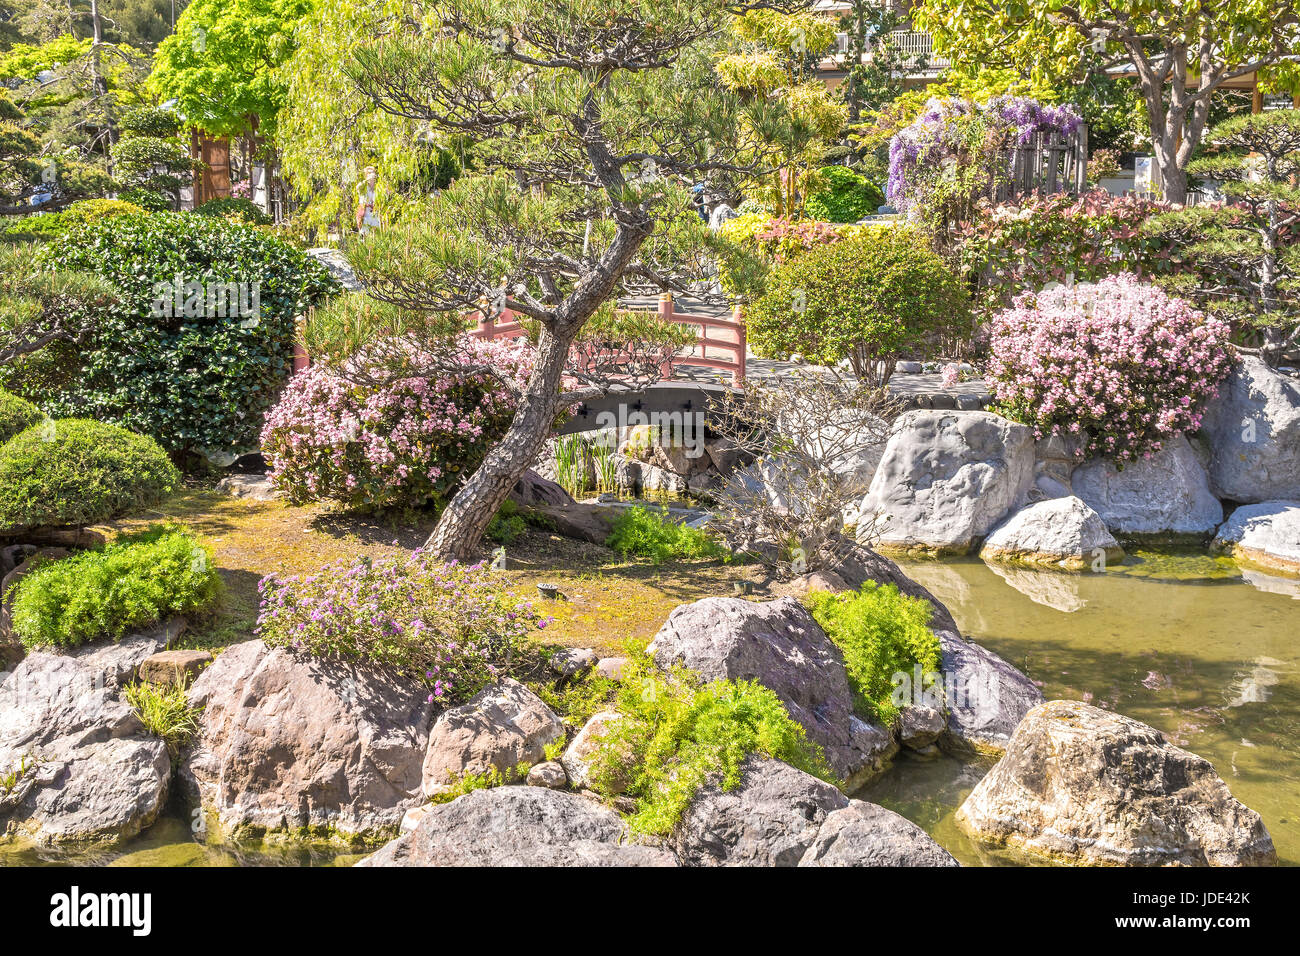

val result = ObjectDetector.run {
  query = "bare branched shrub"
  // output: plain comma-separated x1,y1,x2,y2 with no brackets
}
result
709,368,901,578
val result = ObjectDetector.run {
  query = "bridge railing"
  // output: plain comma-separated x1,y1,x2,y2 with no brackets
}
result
471,293,747,387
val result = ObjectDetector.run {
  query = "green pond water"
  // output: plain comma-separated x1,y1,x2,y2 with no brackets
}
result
3,550,1297,867
858,552,1300,866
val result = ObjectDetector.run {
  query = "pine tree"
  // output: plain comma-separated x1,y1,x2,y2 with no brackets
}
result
1148,110,1300,367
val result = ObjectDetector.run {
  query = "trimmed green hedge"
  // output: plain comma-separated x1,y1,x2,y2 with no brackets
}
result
0,388,42,444
7,527,221,649
2,213,337,457
0,419,180,531
805,165,885,223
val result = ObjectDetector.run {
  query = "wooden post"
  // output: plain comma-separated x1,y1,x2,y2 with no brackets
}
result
292,317,309,372
658,292,675,380
732,304,746,388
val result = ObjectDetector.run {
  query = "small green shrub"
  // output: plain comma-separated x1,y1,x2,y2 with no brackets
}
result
0,419,180,531
0,388,42,444
588,654,836,835
805,165,885,223
486,499,528,545
605,506,728,563
195,197,272,226
533,669,617,727
123,679,202,757
8,527,222,649
428,763,530,804
806,582,942,724
746,226,973,388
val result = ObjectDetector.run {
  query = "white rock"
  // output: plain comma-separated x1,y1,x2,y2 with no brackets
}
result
1212,500,1300,576
858,410,1035,554
1072,435,1223,536
979,496,1122,571
1200,356,1300,502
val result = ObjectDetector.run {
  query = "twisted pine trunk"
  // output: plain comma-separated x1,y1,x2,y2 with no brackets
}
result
423,327,572,560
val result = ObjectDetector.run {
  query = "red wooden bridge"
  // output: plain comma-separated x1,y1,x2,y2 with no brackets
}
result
469,293,747,387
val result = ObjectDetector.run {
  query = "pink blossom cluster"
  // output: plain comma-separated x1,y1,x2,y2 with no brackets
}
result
257,552,552,701
987,273,1234,463
260,336,532,512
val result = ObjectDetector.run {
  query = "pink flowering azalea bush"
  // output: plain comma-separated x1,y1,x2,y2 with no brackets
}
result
260,336,531,512
256,552,551,702
988,274,1234,464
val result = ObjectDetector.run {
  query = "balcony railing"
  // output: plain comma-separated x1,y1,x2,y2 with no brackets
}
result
884,30,949,71
825,29,950,75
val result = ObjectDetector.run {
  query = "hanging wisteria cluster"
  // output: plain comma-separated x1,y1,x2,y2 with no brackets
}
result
887,96,1084,212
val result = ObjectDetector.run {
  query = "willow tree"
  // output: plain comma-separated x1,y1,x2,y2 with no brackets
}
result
331,0,792,558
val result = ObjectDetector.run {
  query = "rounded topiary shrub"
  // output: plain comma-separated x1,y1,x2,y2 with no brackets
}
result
260,337,530,513
0,389,43,444
1,213,337,458
0,419,181,531
987,273,1234,464
746,226,973,386
804,165,885,223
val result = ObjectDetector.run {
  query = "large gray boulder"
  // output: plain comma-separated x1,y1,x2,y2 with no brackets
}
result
937,630,1044,757
979,496,1123,571
0,640,171,846
799,800,959,867
674,757,848,866
1212,501,1300,577
648,597,896,788
181,640,436,840
1200,356,1300,502
956,700,1276,866
421,679,563,795
358,786,678,866
1072,435,1223,536
859,410,1035,555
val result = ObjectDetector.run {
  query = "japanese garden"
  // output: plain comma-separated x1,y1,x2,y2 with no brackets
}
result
0,0,1298,881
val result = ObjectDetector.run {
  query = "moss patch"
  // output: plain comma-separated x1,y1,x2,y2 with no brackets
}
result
99,484,771,655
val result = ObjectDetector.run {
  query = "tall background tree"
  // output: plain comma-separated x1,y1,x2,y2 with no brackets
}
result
313,0,799,557
913,0,1300,204
150,0,313,199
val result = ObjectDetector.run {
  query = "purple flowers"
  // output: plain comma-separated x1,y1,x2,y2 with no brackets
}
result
888,96,1083,212
255,551,543,702
987,274,1234,463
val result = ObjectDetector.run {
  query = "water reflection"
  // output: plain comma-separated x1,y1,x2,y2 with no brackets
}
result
883,553,1300,866
984,562,1087,612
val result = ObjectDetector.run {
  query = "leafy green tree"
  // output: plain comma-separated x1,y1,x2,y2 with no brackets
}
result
714,7,845,215
150,0,313,141
276,0,467,234
745,226,973,387
913,0,1300,204
322,0,797,557
1147,111,1300,366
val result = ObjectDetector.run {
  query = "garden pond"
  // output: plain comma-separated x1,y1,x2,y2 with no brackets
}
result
1,549,1296,867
